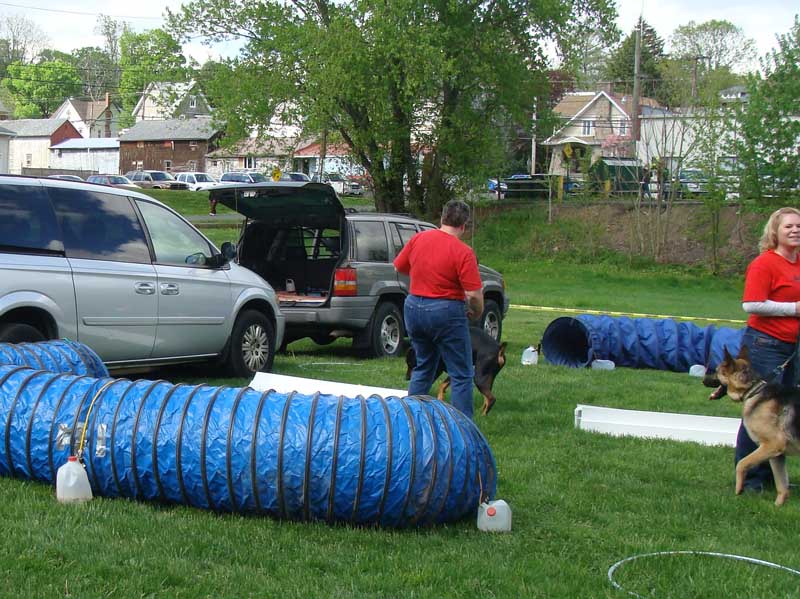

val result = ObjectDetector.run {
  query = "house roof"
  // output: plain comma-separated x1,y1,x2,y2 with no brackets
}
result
206,135,299,158
52,98,117,122
118,118,220,142
1,118,71,137
51,138,119,150
294,141,353,158
0,124,14,136
131,80,210,118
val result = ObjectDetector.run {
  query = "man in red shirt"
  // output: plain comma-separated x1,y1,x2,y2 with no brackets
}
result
393,200,484,418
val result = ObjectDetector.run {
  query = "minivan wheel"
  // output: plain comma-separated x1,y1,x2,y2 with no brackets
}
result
369,302,404,358
481,299,503,342
227,310,276,377
0,322,46,343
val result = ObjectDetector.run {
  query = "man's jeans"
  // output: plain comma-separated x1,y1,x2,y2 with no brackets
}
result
735,327,798,487
404,295,474,418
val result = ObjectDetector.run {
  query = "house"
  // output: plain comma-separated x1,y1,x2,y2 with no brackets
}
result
292,140,365,178
0,124,14,172
118,117,221,173
132,81,213,122
205,135,299,178
2,118,82,174
543,90,661,177
49,137,120,175
50,94,122,138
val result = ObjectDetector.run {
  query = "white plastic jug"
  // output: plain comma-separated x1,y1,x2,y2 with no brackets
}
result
56,456,93,504
689,364,707,377
477,500,512,532
591,359,615,370
521,346,539,366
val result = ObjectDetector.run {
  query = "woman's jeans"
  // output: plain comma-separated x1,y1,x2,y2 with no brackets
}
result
736,327,798,488
404,295,474,418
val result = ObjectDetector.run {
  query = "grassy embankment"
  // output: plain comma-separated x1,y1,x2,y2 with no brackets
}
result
3,199,788,598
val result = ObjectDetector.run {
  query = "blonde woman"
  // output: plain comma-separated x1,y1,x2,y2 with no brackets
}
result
736,207,800,491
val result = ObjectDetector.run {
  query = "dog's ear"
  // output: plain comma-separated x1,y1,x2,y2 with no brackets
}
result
722,346,735,365
736,344,749,361
498,342,507,358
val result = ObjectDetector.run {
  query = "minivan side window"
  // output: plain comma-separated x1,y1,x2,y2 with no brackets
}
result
0,183,63,253
49,188,150,263
136,200,215,266
353,220,389,262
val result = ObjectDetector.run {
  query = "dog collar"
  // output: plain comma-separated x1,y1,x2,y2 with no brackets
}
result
741,380,767,402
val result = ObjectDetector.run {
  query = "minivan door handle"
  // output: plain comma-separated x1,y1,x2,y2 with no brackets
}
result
134,282,155,295
160,283,180,296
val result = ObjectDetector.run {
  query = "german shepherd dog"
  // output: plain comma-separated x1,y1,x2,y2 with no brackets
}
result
705,345,800,506
405,327,507,416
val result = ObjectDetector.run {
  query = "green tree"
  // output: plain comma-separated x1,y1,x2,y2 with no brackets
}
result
605,18,665,99
736,16,800,201
119,28,187,127
169,0,615,215
2,60,82,117
670,20,755,72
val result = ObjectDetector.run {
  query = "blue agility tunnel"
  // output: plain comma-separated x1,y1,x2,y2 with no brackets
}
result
0,341,496,527
541,315,744,372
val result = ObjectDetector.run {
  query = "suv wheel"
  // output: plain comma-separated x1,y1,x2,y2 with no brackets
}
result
369,302,404,358
0,322,46,343
227,310,276,377
481,299,503,342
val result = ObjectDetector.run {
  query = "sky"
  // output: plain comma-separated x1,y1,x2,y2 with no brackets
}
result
0,0,796,65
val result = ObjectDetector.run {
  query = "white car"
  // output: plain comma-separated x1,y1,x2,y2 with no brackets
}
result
176,172,219,191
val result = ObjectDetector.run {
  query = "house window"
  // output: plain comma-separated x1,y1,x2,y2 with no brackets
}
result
582,120,595,135
25,154,32,166
137,141,144,148
212,160,219,167
188,160,197,171
245,156,256,169
618,120,627,135
133,160,143,170
163,160,172,172
189,95,197,109
189,140,198,150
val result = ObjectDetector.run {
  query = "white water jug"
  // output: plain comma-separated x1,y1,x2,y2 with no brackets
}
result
477,500,512,532
591,359,615,370
689,364,706,377
521,346,539,366
56,456,93,504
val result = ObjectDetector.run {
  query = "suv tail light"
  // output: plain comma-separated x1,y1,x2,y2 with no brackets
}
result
333,268,357,296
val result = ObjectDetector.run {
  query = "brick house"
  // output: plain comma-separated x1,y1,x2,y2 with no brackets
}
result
118,118,221,174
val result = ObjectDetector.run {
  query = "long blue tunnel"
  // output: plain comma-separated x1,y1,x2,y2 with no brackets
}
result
541,315,744,372
0,341,496,527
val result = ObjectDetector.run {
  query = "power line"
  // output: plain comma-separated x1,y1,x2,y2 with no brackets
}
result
0,1,163,20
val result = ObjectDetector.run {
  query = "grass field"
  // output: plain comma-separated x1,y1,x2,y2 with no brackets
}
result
4,200,796,598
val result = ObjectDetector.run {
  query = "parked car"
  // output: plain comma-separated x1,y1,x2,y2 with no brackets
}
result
280,172,312,182
175,172,218,191
487,178,508,193
0,176,284,376
47,174,83,181
346,176,364,196
86,174,141,190
210,182,509,358
220,171,269,184
679,168,708,195
124,170,189,190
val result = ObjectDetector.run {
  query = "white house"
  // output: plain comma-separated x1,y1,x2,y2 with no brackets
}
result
49,137,119,174
205,136,299,178
132,81,213,122
1,119,82,174
0,124,13,172
51,94,122,138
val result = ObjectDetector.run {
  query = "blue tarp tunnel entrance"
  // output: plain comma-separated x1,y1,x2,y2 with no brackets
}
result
541,315,744,372
0,341,496,528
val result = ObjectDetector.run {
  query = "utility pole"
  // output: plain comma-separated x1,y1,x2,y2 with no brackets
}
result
691,55,709,100
630,20,642,157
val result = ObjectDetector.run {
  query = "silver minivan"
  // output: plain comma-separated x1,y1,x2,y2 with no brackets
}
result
0,176,284,376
